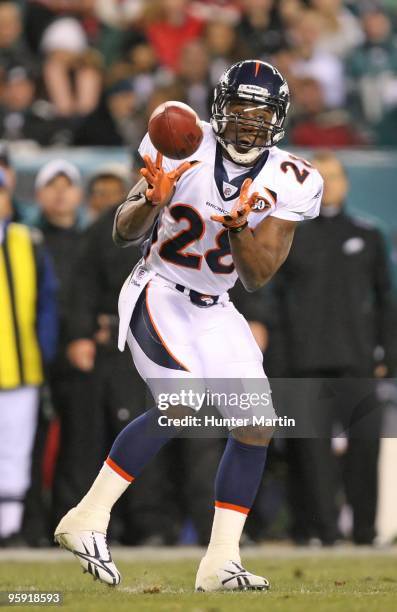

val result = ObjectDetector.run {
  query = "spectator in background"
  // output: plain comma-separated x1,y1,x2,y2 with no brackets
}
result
34,160,83,337
95,0,144,67
0,65,65,145
0,141,31,223
0,1,32,71
289,8,346,108
64,163,134,393
65,164,132,377
32,160,87,537
23,0,102,118
143,0,204,72
205,20,247,85
95,0,144,30
272,151,393,545
271,46,297,87
107,23,175,107
73,79,143,147
237,0,287,59
114,40,160,107
41,20,103,119
310,0,364,59
347,6,397,125
278,0,304,30
190,0,241,25
0,167,58,546
25,1,94,53
176,40,211,120
85,163,129,224
289,77,364,147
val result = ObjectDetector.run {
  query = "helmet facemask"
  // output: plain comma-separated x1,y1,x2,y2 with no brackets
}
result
211,80,290,165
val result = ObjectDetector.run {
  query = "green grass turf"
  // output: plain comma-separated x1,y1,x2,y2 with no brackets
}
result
0,556,396,612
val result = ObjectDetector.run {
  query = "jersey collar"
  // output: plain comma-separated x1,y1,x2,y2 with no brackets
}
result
214,143,269,202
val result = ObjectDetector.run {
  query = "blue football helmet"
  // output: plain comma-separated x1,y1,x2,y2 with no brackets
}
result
211,60,290,164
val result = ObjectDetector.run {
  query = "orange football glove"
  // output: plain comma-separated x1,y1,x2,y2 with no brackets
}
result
140,151,193,207
211,178,260,229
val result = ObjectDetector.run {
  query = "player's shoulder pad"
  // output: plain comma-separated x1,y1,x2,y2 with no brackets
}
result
269,148,323,220
271,147,322,187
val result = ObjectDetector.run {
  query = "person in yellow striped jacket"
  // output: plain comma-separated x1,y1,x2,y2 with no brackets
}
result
0,168,58,544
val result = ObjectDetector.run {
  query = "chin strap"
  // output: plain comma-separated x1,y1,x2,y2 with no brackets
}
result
224,142,264,165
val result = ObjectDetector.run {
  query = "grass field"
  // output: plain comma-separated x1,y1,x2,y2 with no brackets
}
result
0,548,396,612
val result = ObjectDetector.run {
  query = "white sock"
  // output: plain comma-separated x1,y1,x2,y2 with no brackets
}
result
77,462,131,514
205,506,248,563
57,462,133,533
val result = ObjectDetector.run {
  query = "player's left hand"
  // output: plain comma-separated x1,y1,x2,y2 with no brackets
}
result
140,151,193,207
210,178,259,229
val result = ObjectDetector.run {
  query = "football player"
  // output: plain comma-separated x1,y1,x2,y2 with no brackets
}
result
55,60,323,591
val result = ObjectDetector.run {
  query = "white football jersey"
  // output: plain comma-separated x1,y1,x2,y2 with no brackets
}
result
139,122,323,295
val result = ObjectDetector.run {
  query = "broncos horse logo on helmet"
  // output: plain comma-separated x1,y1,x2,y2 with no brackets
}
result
211,60,290,165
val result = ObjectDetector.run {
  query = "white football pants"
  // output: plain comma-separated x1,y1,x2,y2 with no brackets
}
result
126,275,275,421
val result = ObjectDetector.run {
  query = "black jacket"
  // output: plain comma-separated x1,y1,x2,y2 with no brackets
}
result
271,210,394,375
0,105,67,146
38,217,82,349
72,98,123,147
67,207,142,342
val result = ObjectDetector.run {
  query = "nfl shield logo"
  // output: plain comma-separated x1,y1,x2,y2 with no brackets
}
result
222,182,238,198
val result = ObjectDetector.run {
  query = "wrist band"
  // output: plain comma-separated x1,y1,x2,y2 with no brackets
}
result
228,221,248,233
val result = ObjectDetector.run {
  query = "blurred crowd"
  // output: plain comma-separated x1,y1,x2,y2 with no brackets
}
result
1,0,397,550
1,0,397,147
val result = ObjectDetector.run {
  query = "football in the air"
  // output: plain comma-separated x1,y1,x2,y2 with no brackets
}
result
148,101,204,160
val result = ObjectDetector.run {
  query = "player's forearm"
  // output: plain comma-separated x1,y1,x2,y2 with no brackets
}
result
113,177,159,247
229,228,279,292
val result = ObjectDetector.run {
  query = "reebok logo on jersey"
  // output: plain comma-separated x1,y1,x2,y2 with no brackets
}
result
222,182,239,198
136,266,147,280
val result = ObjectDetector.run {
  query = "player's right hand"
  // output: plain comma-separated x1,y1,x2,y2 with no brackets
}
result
140,151,193,207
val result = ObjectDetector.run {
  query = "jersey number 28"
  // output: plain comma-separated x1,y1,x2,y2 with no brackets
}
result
159,204,234,274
